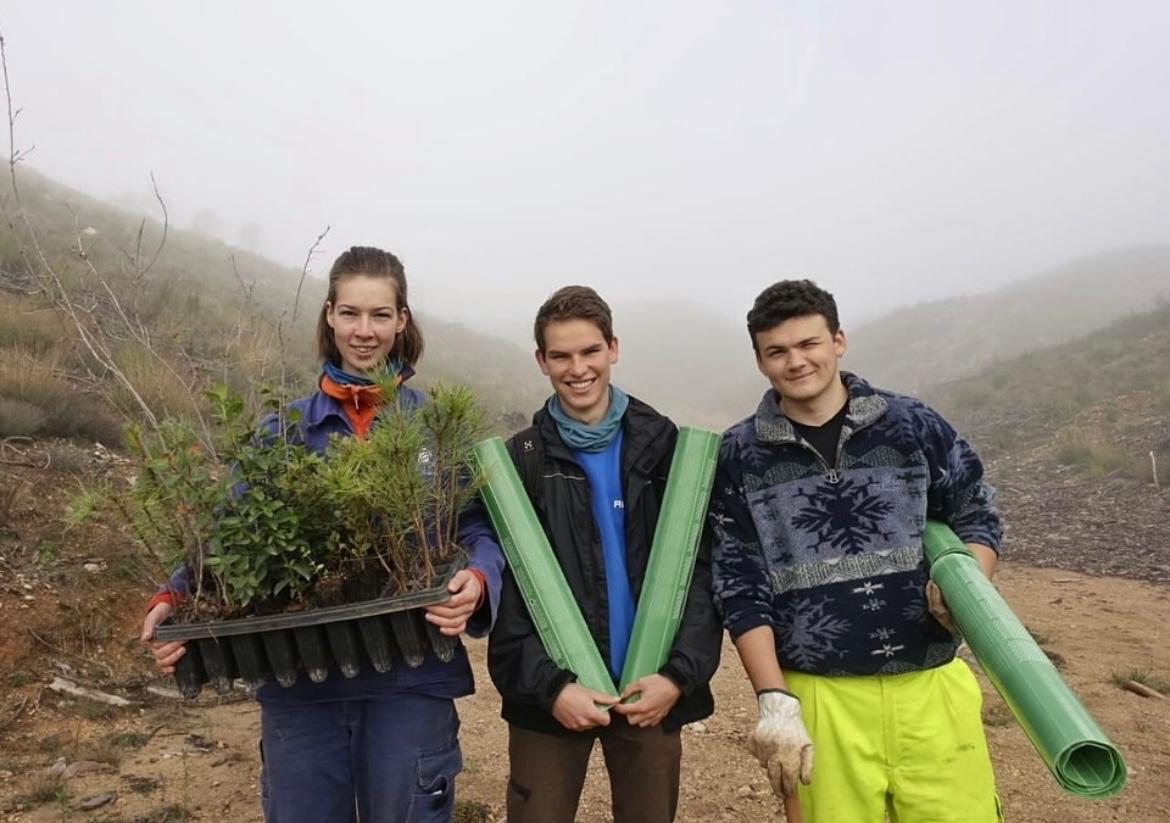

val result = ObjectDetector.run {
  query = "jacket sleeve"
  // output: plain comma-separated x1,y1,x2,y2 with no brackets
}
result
709,428,775,640
658,525,723,696
457,496,505,637
486,435,577,713
488,565,578,712
920,405,1003,552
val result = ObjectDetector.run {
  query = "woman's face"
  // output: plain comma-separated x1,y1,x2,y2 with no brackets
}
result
325,274,407,374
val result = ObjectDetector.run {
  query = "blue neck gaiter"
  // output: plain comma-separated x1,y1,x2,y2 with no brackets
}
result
323,360,407,387
546,385,629,453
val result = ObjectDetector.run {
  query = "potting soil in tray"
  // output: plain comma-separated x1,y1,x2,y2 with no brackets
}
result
154,558,465,697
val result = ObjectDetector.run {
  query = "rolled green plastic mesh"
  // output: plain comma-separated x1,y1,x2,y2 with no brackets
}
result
473,437,617,697
619,426,720,692
923,522,1126,798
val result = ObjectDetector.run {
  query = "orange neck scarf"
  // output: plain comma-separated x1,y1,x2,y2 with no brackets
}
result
319,374,385,439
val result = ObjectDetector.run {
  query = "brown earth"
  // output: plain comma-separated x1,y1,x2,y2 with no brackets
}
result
1,434,1169,822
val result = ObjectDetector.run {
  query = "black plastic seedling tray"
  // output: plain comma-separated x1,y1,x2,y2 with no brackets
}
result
154,558,465,697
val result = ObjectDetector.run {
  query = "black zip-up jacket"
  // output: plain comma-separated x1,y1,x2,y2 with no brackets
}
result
488,395,722,735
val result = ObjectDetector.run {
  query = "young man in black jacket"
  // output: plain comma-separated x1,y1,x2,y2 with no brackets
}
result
488,286,722,823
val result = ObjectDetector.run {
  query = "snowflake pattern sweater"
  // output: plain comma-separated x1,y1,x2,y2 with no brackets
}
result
709,372,1002,676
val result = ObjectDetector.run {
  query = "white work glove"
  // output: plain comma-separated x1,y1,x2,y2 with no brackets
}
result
748,688,814,797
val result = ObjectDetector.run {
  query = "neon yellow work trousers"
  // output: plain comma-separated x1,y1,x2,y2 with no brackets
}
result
786,658,1002,822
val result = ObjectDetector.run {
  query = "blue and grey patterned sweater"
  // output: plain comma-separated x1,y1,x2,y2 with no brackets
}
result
709,372,1002,676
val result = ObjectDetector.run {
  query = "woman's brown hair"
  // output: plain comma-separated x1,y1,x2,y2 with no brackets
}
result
316,246,424,368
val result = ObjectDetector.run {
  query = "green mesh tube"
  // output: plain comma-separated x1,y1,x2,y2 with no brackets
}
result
473,437,617,697
619,426,720,693
923,522,1126,797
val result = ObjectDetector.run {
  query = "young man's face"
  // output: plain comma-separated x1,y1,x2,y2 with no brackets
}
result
536,318,619,425
754,313,846,406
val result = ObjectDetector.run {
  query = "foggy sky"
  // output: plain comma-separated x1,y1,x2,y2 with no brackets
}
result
4,1,1169,343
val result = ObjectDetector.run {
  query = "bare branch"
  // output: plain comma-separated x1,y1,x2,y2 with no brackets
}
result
291,224,329,328
140,171,169,277
47,676,133,707
1121,679,1165,700
1,29,161,430
224,253,255,358
1,436,50,468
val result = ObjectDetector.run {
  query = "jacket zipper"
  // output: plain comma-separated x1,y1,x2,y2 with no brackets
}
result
792,426,853,485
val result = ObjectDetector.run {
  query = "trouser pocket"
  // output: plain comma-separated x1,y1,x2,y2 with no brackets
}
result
406,740,462,822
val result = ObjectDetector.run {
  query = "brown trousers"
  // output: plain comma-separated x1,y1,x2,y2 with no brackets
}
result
506,717,682,823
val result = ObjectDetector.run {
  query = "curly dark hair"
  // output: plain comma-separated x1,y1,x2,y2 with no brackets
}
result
746,279,839,350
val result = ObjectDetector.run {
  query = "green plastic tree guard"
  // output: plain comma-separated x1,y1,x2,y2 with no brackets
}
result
473,437,617,698
619,426,720,693
923,521,1126,797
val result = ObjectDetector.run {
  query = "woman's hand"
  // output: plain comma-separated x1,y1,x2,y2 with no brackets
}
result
424,569,483,636
140,601,186,674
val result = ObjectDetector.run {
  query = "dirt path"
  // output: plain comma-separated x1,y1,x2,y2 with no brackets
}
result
2,564,1168,822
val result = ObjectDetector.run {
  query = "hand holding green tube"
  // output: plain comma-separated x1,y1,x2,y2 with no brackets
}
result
923,522,1126,798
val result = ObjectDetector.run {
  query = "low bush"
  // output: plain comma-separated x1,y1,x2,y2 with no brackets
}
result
1054,434,1131,476
0,395,46,436
17,771,68,805
0,346,124,444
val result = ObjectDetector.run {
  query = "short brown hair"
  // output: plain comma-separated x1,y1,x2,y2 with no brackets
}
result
316,246,424,368
533,286,614,353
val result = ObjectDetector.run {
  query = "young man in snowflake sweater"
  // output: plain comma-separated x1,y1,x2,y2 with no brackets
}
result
709,279,1003,822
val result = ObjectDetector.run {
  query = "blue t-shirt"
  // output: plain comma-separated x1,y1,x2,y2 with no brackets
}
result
575,431,636,679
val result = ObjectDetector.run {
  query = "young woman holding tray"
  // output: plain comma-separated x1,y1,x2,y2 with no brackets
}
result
141,246,504,823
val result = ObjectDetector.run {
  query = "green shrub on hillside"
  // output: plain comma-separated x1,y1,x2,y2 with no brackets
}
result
930,303,1170,456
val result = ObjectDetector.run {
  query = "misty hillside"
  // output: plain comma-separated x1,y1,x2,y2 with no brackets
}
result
609,247,1170,430
925,300,1170,462
846,247,1170,393
4,166,1168,445
0,168,546,440
611,299,761,429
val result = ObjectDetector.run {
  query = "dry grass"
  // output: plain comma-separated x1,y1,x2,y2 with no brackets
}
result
112,344,204,422
0,345,124,443
1054,433,1132,477
66,699,119,721
108,730,152,750
124,775,163,794
17,770,69,805
1110,668,1170,694
4,669,36,688
453,799,494,823
0,296,61,354
71,736,125,767
0,345,67,409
